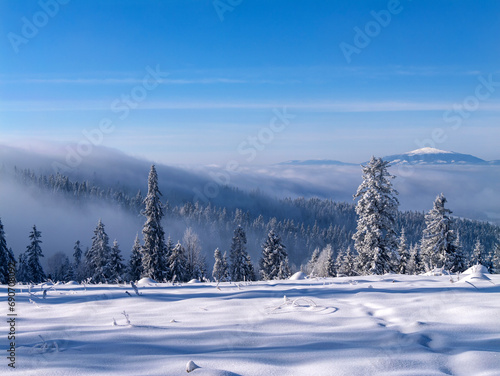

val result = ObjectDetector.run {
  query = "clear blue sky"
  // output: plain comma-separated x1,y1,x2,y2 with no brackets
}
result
1,0,499,165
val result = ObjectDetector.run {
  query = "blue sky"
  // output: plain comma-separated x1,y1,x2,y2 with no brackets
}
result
1,0,499,165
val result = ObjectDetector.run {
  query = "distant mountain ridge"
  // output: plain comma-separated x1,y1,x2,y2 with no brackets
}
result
382,147,495,165
279,148,500,166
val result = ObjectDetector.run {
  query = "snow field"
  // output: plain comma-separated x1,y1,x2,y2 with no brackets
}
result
4,274,500,376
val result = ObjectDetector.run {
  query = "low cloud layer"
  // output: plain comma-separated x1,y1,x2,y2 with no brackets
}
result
1,143,499,267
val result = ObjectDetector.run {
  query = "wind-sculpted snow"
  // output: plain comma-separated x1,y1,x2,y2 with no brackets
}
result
5,274,500,375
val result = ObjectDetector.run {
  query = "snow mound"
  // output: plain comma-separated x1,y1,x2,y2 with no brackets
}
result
188,279,201,284
462,264,490,275
186,360,200,372
459,274,494,288
289,271,307,280
136,277,157,286
459,270,493,283
65,281,79,285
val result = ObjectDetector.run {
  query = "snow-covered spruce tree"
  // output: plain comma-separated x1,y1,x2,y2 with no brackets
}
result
141,165,168,281
169,241,188,282
342,247,357,276
26,225,46,283
87,219,112,283
471,239,486,266
307,247,321,276
109,240,126,282
128,234,143,281
335,247,345,276
245,253,256,281
397,229,409,274
277,258,291,280
335,246,356,277
259,230,290,280
353,156,399,275
212,248,229,282
420,194,458,272
323,244,336,277
229,226,255,281
0,218,11,284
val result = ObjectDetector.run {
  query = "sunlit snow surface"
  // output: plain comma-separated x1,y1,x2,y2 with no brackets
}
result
6,274,500,375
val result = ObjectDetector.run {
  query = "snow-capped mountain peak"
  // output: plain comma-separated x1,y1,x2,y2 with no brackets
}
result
383,148,487,165
407,147,453,155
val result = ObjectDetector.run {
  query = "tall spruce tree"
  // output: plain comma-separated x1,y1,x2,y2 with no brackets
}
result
87,219,112,283
26,225,46,283
421,194,458,272
353,156,399,275
259,230,290,280
397,229,409,274
128,234,143,281
141,165,168,281
229,226,254,281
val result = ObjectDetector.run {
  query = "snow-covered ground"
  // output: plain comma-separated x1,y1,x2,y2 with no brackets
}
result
4,272,500,376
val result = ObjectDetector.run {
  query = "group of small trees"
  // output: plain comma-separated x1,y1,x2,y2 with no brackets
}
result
307,245,356,277
73,165,210,284
211,227,292,283
347,156,500,275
